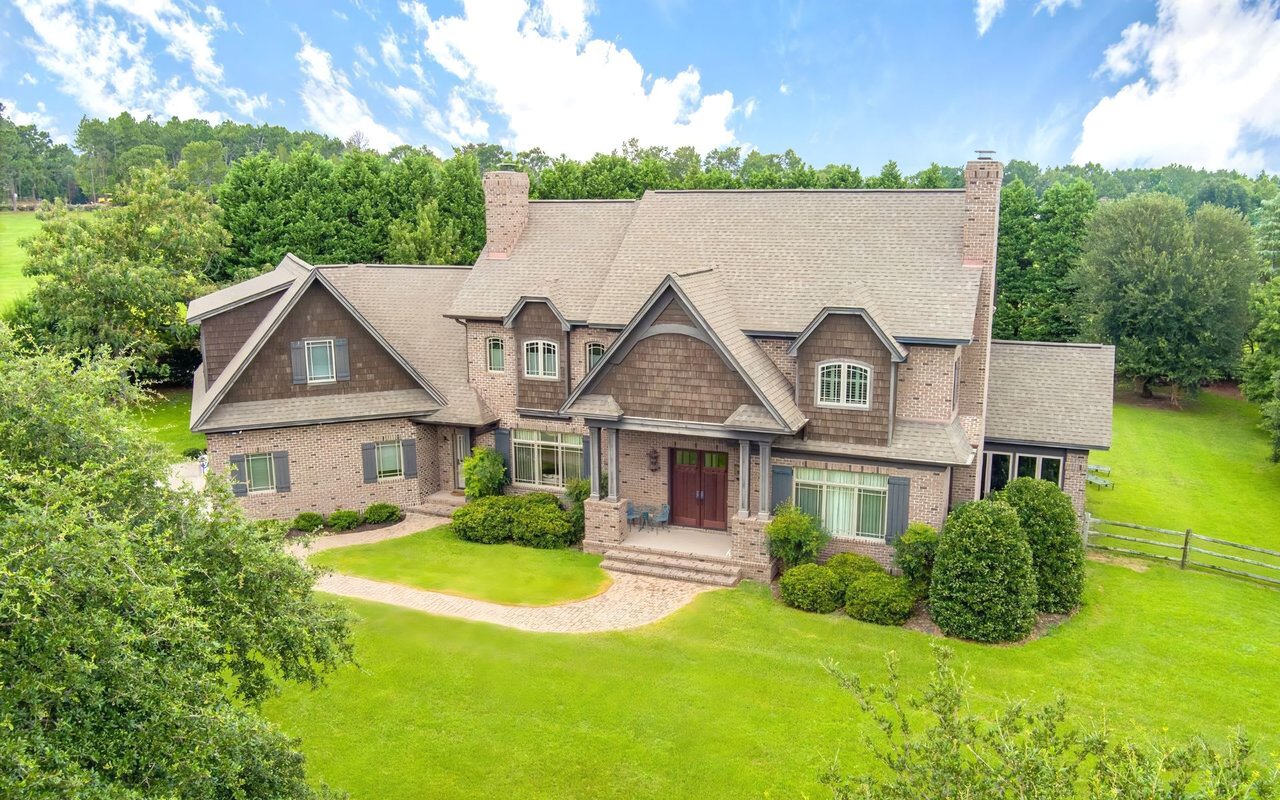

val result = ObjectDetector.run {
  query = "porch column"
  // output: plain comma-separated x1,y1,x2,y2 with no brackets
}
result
738,439,751,516
606,427,619,501
588,425,602,500
758,442,772,517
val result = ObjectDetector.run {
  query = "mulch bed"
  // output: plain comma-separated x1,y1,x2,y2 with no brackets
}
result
283,517,404,540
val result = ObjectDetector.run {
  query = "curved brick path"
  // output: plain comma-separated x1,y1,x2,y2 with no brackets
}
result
289,512,713,633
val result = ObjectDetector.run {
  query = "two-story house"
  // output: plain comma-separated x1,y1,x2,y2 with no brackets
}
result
188,157,1114,584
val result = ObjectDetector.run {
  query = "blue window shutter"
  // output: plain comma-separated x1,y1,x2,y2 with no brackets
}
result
581,433,592,482
272,451,291,492
493,428,512,481
771,465,794,512
361,442,377,484
886,476,910,543
334,338,350,380
290,341,306,384
401,438,418,479
229,453,248,496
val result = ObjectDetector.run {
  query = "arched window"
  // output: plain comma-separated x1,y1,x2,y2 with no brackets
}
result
523,339,559,379
816,361,870,409
586,341,606,369
486,337,505,373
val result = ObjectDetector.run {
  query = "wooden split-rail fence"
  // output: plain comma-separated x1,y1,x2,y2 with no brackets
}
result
1083,513,1280,587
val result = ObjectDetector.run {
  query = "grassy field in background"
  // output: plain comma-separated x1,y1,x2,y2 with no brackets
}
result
138,387,205,458
0,211,40,307
310,525,612,606
1087,389,1280,549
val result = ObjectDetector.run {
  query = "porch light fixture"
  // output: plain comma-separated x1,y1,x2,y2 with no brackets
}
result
647,449,660,471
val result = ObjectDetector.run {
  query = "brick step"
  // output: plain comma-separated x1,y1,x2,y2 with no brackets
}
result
408,502,461,519
600,558,741,587
602,546,741,577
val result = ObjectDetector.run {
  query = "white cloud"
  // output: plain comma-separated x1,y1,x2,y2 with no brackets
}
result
1074,0,1280,171
1035,0,1081,14
380,28,407,75
295,32,404,151
975,0,1005,35
381,83,427,117
778,81,790,95
19,73,38,85
409,0,736,158
743,97,757,118
354,43,377,66
1,97,55,130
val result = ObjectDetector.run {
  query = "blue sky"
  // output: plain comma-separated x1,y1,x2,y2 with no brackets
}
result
4,0,1280,173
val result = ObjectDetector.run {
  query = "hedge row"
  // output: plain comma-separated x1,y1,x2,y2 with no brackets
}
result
452,493,579,549
778,552,917,626
289,502,404,533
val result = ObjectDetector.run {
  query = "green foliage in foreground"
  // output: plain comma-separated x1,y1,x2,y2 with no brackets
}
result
0,327,352,799
822,647,1276,799
309,524,609,606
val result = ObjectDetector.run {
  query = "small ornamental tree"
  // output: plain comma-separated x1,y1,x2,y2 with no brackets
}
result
766,501,829,569
893,522,939,597
995,478,1085,613
930,500,1038,643
462,446,507,499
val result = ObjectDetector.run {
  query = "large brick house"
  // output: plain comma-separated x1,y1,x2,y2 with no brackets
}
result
189,157,1113,583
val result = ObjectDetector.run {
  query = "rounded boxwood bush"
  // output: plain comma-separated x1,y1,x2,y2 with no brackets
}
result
461,446,508,500
825,552,884,594
994,477,1084,613
452,496,516,544
894,522,940,597
929,499,1038,643
766,502,830,569
778,563,844,614
290,511,324,533
363,502,403,525
512,500,575,549
325,509,362,532
845,571,916,626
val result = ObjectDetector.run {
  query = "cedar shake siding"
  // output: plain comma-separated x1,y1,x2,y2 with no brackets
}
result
201,291,284,384
796,314,892,446
595,331,757,423
223,282,419,404
513,301,568,412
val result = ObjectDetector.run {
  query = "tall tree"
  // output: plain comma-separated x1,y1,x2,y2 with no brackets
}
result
437,152,486,261
865,160,906,189
387,198,464,264
1257,195,1280,275
992,178,1038,339
1029,178,1096,340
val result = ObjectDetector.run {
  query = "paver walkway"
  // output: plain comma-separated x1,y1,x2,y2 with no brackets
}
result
289,512,713,633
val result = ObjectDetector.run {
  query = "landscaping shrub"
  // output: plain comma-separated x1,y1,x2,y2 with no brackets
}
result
994,477,1085,613
182,446,205,460
929,499,1038,643
778,563,844,614
452,496,516,544
825,552,884,594
462,446,507,500
766,502,830,569
894,522,940,597
519,491,563,510
290,511,324,533
325,509,362,532
362,502,403,525
254,519,289,538
844,571,916,626
512,500,576,549
564,479,591,545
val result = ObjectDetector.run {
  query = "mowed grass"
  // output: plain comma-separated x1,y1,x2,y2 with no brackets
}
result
138,387,205,459
1088,389,1280,549
0,211,40,307
265,563,1280,800
310,525,612,606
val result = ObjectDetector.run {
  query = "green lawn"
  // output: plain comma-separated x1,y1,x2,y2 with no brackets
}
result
138,387,205,458
265,563,1280,800
1088,390,1280,549
310,525,612,606
0,211,40,308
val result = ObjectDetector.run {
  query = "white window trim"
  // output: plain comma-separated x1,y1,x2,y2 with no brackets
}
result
794,468,888,541
375,441,405,482
245,452,275,495
586,341,606,370
523,339,559,380
982,450,1064,496
486,337,505,373
304,338,336,385
815,359,872,410
512,430,582,488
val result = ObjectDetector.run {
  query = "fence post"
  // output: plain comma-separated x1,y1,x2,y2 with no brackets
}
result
1081,512,1091,549
1180,529,1192,569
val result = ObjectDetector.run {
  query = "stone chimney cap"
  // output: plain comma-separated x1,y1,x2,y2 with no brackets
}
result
496,162,519,171
975,149,996,160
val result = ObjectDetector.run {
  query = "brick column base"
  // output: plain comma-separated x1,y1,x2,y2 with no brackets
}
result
583,498,625,553
730,515,776,582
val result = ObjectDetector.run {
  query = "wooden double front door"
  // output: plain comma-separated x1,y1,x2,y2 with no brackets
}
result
670,449,729,530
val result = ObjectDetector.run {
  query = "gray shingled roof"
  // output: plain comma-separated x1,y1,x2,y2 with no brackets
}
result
986,341,1115,450
187,253,309,322
200,388,439,432
777,419,975,466
447,200,636,322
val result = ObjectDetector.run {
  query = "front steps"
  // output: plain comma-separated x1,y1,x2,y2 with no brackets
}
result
410,490,466,519
600,544,742,587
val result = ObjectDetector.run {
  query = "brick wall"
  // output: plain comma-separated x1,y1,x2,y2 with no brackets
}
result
1064,450,1088,517
467,321,518,422
482,170,529,256
754,336,798,385
206,418,424,519
895,344,959,422
612,431,748,515
568,327,619,389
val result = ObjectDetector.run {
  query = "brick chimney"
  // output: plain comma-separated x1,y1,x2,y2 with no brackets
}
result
482,169,529,259
952,154,1003,506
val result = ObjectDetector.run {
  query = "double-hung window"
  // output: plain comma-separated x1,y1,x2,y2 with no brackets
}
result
512,430,582,487
794,468,888,540
245,453,275,494
375,441,404,480
305,339,336,383
586,341,606,370
523,340,559,379
817,361,870,409
487,337,505,372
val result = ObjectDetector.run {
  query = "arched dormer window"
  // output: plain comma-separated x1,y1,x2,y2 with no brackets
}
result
523,339,559,379
586,341,606,369
817,360,870,409
486,337,505,373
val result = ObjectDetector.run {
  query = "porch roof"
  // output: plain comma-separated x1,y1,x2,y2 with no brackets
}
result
775,419,975,466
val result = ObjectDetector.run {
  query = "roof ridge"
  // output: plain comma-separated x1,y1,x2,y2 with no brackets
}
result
992,340,1110,349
